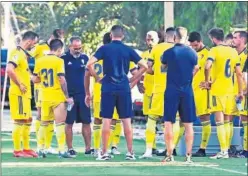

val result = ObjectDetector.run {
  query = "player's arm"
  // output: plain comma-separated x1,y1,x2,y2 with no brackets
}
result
6,54,27,93
129,59,148,83
161,49,171,70
84,69,92,107
31,63,41,83
146,59,154,75
235,64,244,99
193,65,200,77
57,59,73,104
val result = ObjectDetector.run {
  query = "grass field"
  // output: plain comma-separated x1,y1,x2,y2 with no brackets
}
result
1,132,247,176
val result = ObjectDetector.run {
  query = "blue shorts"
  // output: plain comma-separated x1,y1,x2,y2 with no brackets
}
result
66,93,91,124
100,92,133,119
163,90,196,123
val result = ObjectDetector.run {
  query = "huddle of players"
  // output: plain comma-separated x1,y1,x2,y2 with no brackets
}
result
6,26,247,161
139,27,247,160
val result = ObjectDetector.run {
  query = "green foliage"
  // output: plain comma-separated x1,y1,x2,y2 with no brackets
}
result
5,2,248,54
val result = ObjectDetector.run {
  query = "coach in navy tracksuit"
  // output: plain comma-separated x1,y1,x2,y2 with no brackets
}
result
85,25,148,160
61,36,92,157
161,27,198,163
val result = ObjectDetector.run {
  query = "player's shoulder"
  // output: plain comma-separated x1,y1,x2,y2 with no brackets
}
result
241,48,247,55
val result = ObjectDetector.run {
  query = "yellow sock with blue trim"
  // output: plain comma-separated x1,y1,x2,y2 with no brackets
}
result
93,123,102,150
22,122,31,150
38,123,46,150
112,120,122,147
55,123,66,152
200,121,211,149
224,120,230,149
45,121,54,149
35,119,41,147
108,125,116,148
145,116,157,149
243,121,248,151
216,122,227,151
12,122,23,151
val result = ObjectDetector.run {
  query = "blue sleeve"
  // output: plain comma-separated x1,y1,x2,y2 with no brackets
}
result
84,54,89,64
93,46,104,61
161,50,171,65
130,49,142,64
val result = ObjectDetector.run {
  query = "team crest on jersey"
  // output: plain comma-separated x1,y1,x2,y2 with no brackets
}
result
12,55,18,61
81,59,85,65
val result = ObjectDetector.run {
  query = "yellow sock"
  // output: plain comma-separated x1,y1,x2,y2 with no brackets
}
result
22,122,31,150
12,122,23,151
224,120,230,149
145,116,157,149
173,120,180,148
38,124,46,150
93,123,102,150
35,120,41,147
216,122,227,151
229,122,233,148
243,121,248,151
112,120,122,147
108,125,116,148
152,136,157,149
45,122,54,149
200,121,211,149
174,125,185,147
55,123,66,152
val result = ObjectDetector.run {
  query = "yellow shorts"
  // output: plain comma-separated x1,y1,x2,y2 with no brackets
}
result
240,96,248,116
194,89,212,116
9,94,31,120
149,92,164,117
211,95,230,114
41,101,64,121
34,88,41,108
93,102,119,120
143,94,152,115
225,95,239,116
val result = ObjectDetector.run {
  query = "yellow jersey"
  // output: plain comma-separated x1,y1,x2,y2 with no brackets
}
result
33,54,66,102
208,45,240,96
30,42,50,59
150,42,174,93
93,61,136,102
233,48,247,94
192,46,209,91
141,49,154,96
30,42,50,90
8,47,31,98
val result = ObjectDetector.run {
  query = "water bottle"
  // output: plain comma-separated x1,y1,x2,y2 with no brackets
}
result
236,97,242,111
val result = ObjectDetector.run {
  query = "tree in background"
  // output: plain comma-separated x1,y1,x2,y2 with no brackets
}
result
1,2,247,54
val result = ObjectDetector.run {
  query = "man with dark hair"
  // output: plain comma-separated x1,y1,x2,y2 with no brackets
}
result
161,27,197,163
60,36,92,158
6,31,39,157
30,28,65,155
188,31,212,157
224,33,233,47
32,39,73,158
201,28,244,159
86,25,148,160
232,30,248,158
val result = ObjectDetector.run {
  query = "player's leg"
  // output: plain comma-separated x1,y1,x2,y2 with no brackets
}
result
78,94,92,154
65,99,76,157
53,102,69,158
141,93,162,158
34,88,42,149
117,91,135,160
210,96,228,159
97,92,115,160
162,91,180,162
111,119,122,155
179,92,196,163
108,117,116,151
9,94,33,158
173,119,185,155
93,102,102,157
